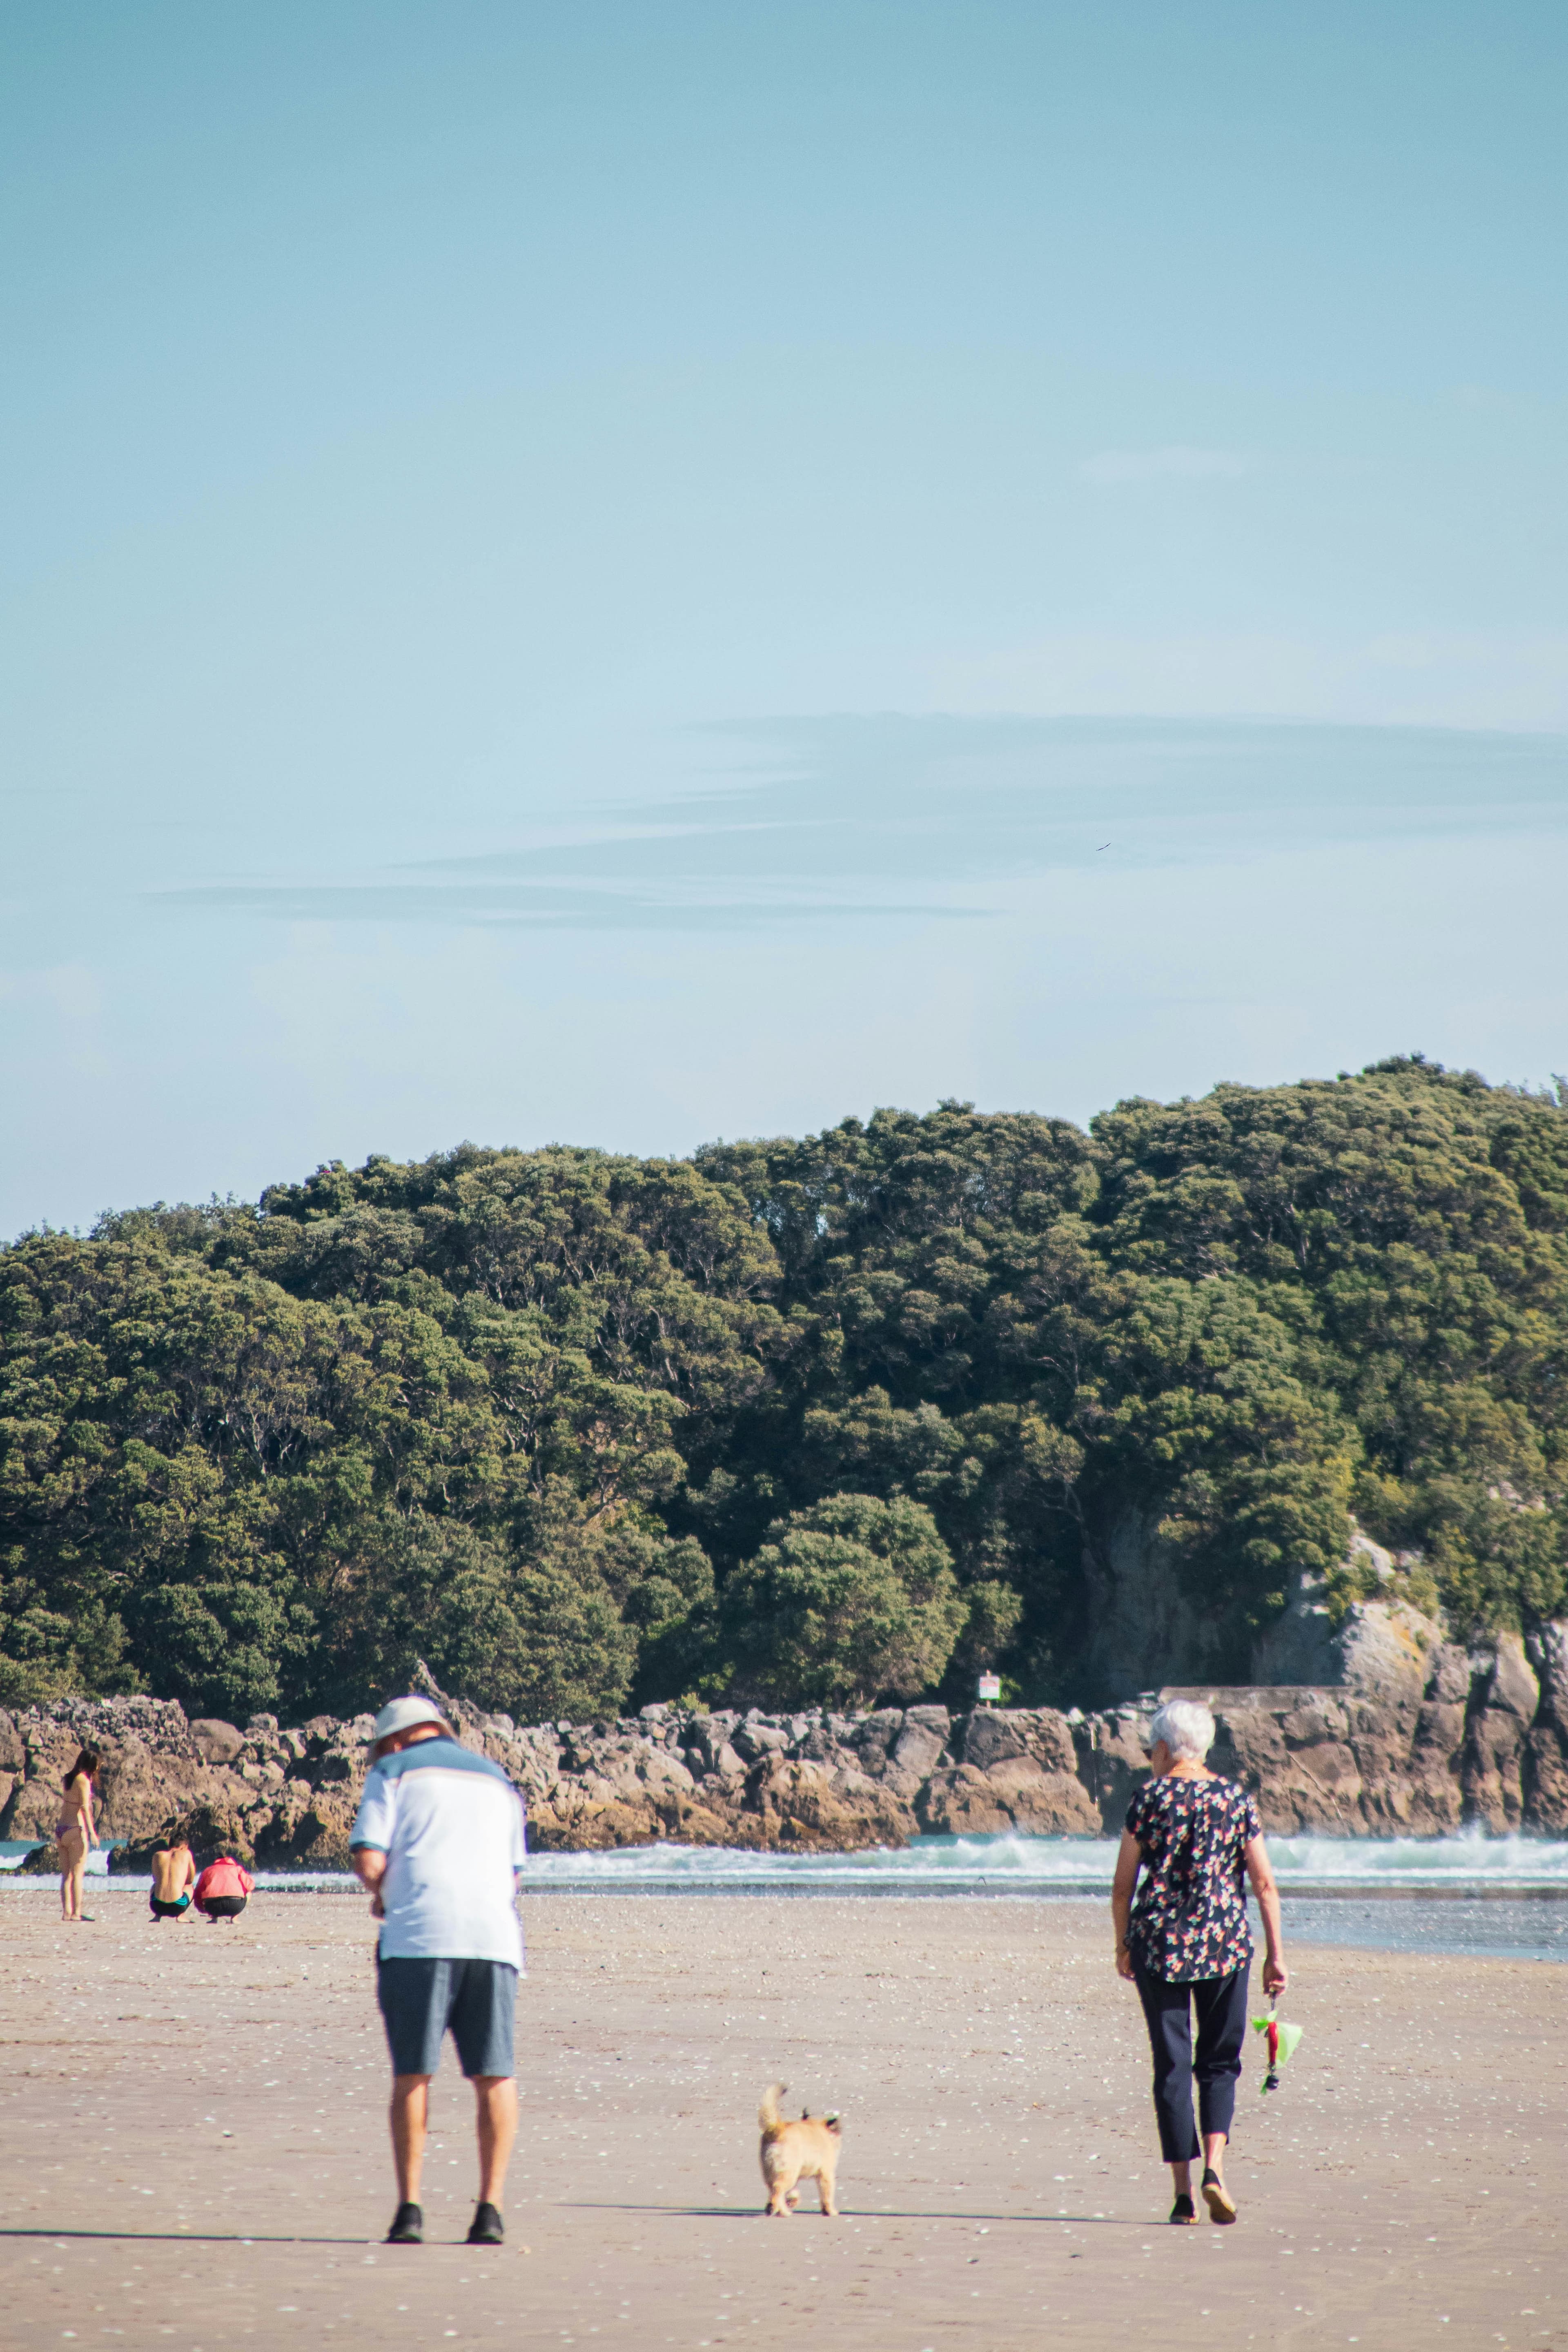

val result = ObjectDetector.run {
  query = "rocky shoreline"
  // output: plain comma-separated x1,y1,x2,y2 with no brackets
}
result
3,1596,1566,1867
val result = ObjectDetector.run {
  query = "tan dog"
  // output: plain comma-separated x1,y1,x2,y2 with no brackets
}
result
759,2082,842,2216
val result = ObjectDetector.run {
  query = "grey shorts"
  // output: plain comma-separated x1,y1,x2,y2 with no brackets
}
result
376,1956,517,2080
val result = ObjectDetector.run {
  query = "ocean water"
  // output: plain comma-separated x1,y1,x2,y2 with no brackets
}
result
3,1830,1566,1957
514,1826,1568,1894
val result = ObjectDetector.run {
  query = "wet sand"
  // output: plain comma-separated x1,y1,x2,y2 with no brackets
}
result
0,1890,1562,2351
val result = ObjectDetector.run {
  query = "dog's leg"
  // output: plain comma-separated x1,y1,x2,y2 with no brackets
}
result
818,2160,839,2217
766,2161,798,2216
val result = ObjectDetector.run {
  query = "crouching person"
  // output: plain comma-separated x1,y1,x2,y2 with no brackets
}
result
194,1852,254,1922
350,1696,527,2250
150,1838,197,1922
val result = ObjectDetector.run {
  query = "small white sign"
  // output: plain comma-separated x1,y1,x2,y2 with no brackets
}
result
977,1673,1002,1703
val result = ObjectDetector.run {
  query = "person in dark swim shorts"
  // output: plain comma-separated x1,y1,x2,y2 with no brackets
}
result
150,1838,196,1922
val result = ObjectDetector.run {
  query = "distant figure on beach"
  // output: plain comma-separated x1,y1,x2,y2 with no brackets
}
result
193,1853,254,1923
149,1838,197,1921
57,1748,100,1924
1111,1699,1287,2227
350,1694,527,2250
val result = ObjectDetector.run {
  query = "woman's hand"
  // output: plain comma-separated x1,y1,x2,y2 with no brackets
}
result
1263,1954,1288,1996
1115,1941,1136,1982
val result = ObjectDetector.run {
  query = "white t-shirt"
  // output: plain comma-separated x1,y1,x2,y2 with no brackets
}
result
350,1736,527,1969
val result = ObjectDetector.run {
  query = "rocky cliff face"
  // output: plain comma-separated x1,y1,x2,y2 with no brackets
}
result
4,1611,1566,1865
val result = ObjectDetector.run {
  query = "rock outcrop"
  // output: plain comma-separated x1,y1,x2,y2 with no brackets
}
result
1152,1619,1561,1837
5,1615,1568,1859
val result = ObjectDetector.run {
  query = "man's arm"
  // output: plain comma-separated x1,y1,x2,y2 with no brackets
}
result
352,1844,388,1917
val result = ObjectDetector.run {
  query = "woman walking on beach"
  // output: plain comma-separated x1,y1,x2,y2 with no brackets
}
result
57,1748,100,1924
1111,1699,1286,2227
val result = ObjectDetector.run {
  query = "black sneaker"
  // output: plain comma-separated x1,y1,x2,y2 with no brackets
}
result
466,2201,504,2246
1169,2193,1197,2225
386,2201,423,2244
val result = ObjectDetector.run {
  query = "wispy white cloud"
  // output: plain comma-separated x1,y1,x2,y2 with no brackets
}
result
931,629,1568,731
1078,445,1255,484
154,717,1568,939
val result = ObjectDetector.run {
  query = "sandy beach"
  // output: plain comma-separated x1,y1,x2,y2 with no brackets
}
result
0,1891,1561,2352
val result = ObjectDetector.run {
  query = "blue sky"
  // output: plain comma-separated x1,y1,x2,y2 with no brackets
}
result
3,2,1566,1234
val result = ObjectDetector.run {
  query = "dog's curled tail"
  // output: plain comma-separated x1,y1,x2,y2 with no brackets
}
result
758,2082,788,2130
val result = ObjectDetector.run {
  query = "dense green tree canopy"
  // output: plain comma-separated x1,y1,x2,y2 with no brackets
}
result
723,1492,967,1708
3,1060,1564,1719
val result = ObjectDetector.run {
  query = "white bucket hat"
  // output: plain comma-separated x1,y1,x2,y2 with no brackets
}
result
371,1694,449,1749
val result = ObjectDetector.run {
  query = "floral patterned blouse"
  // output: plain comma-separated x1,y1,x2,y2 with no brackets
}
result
1125,1773,1262,1982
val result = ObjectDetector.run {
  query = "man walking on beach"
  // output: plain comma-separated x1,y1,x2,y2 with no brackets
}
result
350,1695,527,2249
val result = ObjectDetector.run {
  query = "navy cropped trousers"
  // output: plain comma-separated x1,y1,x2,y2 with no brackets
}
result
1134,1963,1251,2162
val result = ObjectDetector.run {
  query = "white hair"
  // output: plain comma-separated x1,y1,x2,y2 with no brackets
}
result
1147,1699,1216,1762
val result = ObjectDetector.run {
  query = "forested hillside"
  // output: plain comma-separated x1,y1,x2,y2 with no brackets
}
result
3,1057,1565,1722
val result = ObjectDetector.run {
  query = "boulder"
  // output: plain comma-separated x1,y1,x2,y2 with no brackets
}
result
981,1756,1098,1833
1212,1703,1287,1786
737,1755,912,1851
1073,1709,1153,1833
94,1747,252,1844
255,1781,359,1868
846,1710,904,1769
577,1742,697,1806
916,1765,1012,1836
9,1730,87,1830
961,1710,1027,1770
527,1794,664,1851
190,1720,246,1765
647,1794,745,1846
795,1724,855,1769
962,1707,1078,1777
732,1720,791,1764
684,1715,744,1776
890,1717,949,1780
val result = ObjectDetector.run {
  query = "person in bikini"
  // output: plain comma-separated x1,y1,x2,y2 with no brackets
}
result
57,1749,100,1924
149,1838,197,1922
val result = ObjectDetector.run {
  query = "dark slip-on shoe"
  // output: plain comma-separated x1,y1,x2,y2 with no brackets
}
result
1169,2194,1198,2225
467,2201,505,2246
386,2202,424,2244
